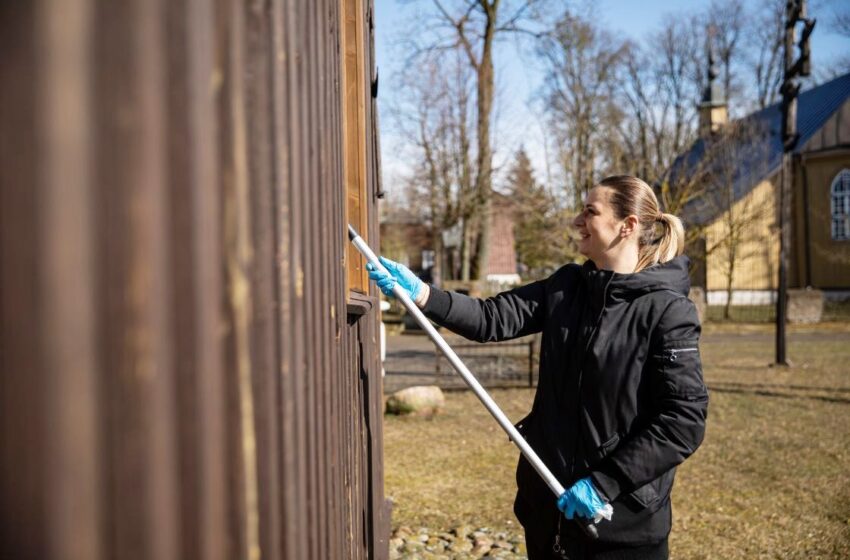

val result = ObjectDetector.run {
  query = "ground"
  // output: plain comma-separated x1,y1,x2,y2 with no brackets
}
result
382,324,850,558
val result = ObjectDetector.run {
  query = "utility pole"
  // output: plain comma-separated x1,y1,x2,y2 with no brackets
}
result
776,0,815,366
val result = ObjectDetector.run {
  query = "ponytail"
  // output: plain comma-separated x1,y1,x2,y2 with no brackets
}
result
635,213,685,272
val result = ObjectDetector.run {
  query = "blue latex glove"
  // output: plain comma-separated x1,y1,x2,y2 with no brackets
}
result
557,477,610,521
366,256,424,300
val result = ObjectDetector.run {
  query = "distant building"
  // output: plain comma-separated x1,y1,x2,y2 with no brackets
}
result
672,71,850,305
484,194,522,285
380,192,521,287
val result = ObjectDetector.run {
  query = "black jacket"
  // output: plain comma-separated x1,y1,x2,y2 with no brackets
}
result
422,256,708,545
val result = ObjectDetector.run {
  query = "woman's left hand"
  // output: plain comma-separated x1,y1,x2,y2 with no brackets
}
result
557,478,613,522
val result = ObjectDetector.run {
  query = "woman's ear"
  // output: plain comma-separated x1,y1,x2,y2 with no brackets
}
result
620,215,639,238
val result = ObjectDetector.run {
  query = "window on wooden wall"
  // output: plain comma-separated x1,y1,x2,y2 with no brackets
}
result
341,0,369,295
831,169,850,241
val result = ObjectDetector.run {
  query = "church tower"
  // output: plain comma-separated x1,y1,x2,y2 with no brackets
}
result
699,27,728,136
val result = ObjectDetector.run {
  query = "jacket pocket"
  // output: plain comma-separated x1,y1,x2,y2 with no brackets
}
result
652,346,699,364
625,469,675,510
650,339,706,399
627,481,660,508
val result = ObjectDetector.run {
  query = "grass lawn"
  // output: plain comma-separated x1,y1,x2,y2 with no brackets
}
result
383,324,850,558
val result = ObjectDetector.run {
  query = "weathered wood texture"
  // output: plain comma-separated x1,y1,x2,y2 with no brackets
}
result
0,0,388,559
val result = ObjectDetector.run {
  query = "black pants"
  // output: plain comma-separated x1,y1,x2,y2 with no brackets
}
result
525,522,669,560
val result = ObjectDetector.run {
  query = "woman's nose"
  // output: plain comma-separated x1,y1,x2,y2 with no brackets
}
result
573,212,584,227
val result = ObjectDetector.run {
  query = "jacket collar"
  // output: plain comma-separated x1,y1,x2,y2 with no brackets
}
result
580,255,691,300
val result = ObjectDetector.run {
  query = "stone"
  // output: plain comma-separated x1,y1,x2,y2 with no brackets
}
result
470,543,492,557
513,542,527,555
385,385,445,416
473,537,493,549
787,288,824,323
403,540,424,554
394,526,413,538
453,524,474,540
437,532,455,542
426,536,445,549
449,539,474,553
388,537,404,550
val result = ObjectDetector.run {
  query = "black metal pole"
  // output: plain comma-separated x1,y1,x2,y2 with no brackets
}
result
776,151,790,365
776,0,800,366
775,0,815,365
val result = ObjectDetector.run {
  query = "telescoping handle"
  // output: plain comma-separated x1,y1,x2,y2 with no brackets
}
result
347,224,600,540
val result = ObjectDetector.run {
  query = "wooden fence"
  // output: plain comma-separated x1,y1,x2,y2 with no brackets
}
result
0,1,388,559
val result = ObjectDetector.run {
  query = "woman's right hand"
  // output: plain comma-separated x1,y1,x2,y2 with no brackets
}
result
366,256,426,303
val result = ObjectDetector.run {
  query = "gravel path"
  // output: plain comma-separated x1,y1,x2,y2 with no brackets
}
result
389,525,527,560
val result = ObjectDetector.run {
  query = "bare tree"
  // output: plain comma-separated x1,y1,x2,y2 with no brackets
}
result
705,0,746,112
420,0,544,280
616,43,654,180
745,0,785,109
615,15,702,184
538,9,628,208
389,47,477,284
826,2,850,75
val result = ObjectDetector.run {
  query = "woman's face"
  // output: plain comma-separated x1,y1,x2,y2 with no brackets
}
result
572,186,625,261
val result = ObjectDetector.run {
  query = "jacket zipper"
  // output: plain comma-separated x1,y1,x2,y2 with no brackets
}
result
662,347,699,362
570,273,614,480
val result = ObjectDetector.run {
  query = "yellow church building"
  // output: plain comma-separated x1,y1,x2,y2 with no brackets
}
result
674,72,850,310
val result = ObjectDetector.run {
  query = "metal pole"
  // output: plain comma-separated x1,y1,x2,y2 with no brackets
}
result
347,225,566,497
349,225,604,539
776,0,814,365
776,152,789,366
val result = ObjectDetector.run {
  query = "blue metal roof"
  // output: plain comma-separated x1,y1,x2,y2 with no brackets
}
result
674,72,850,225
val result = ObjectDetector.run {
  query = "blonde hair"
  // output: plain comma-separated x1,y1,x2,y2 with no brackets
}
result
597,175,685,272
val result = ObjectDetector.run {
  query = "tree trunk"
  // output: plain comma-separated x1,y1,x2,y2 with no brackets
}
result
460,216,473,281
432,231,443,287
724,258,735,320
724,233,737,320
471,3,497,281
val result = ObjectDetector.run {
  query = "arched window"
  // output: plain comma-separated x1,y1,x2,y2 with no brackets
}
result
832,169,850,241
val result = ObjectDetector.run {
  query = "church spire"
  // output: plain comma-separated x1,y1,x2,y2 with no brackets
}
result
699,26,728,136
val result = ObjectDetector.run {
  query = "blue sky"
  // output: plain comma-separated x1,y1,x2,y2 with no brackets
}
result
374,0,849,196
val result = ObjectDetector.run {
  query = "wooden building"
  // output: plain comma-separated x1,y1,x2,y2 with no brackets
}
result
675,72,850,305
0,1,388,559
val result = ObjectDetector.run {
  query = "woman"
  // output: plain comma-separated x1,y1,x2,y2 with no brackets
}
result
369,175,708,559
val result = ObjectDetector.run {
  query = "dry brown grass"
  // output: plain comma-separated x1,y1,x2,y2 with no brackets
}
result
383,325,850,558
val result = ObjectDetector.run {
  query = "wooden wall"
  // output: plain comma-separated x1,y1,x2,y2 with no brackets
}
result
704,178,780,292
795,151,850,288
0,1,388,559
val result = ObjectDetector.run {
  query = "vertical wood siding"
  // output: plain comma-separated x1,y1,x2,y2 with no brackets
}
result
0,0,388,559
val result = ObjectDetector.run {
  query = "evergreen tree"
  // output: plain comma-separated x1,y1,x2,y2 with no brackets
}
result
508,148,577,279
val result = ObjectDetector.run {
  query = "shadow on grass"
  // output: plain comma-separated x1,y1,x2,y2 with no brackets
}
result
708,382,850,404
